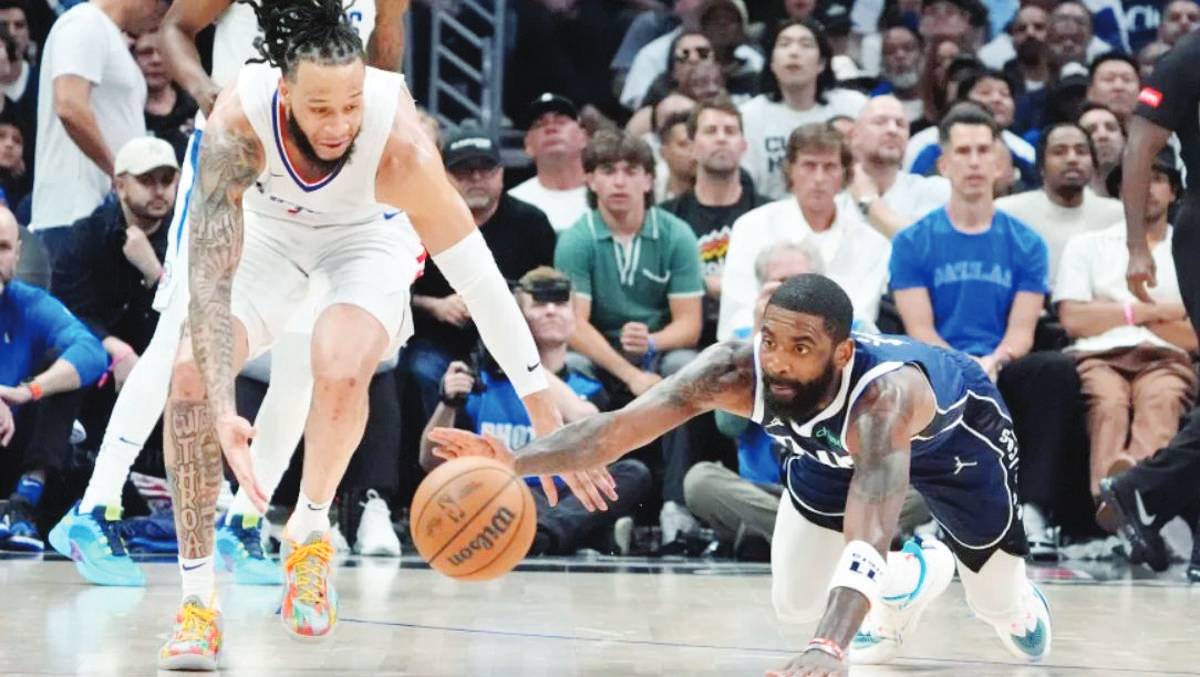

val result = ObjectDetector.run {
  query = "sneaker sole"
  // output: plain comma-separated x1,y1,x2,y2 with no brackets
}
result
157,652,220,671
1097,480,1168,572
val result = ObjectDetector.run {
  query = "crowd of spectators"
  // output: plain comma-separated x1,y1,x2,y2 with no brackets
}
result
2,0,1199,571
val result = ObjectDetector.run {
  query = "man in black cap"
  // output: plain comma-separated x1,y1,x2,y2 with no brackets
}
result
403,127,557,421
509,93,590,233
1101,29,1200,581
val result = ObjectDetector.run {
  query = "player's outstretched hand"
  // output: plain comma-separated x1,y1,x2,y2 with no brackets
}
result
765,650,847,677
214,413,269,514
429,428,619,512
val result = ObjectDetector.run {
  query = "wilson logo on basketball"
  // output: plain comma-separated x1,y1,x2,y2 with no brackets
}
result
446,506,517,567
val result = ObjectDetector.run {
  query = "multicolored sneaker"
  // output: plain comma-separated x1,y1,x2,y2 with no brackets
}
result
48,502,145,586
851,537,956,665
157,595,223,671
995,580,1052,661
1,496,44,552
280,531,337,641
216,513,283,585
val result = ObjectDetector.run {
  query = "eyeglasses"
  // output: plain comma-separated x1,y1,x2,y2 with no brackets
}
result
674,46,713,62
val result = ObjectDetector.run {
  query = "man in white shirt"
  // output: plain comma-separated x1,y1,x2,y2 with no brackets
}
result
718,123,890,340
1055,149,1196,498
846,95,951,238
738,18,867,200
509,93,590,232
996,121,1124,280
30,0,161,254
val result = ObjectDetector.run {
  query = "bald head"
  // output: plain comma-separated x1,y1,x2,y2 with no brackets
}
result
0,206,20,289
852,95,909,165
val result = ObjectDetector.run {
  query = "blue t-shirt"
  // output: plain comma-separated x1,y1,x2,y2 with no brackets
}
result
0,280,107,401
460,368,606,487
888,207,1049,357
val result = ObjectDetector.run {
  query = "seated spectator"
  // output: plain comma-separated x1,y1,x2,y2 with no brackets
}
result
684,241,823,557
890,104,1048,379
554,129,703,543
1158,0,1200,48
509,93,590,232
635,29,717,128
739,18,868,200
51,137,177,392
697,0,761,99
996,122,1124,281
1046,2,1110,70
0,107,28,211
719,123,890,339
134,31,196,164
1057,149,1196,499
913,37,969,133
0,0,38,131
870,23,926,124
405,127,556,421
905,69,1037,186
30,0,159,257
0,206,107,552
655,111,695,202
620,0,761,111
999,4,1049,97
420,267,652,557
630,91,697,150
1078,103,1125,198
919,0,978,48
661,99,767,345
1085,54,1140,125
847,95,951,238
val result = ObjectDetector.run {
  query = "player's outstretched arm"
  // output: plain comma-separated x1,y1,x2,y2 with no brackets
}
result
771,367,933,676
431,341,756,476
188,92,264,420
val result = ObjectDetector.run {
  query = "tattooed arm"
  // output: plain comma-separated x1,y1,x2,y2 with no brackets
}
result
431,341,757,475
187,92,264,420
806,366,935,656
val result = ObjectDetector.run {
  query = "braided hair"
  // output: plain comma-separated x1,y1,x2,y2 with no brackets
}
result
239,0,363,77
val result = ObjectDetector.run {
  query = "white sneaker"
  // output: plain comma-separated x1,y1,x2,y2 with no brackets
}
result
330,523,351,554
355,490,401,556
660,501,698,545
851,537,956,664
994,580,1052,661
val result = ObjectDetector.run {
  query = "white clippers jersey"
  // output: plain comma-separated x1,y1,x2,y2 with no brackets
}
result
203,0,377,127
236,61,403,227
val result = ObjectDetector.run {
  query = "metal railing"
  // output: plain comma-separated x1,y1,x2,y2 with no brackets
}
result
424,0,508,139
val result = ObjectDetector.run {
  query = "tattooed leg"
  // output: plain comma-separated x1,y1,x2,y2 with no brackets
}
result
164,352,225,560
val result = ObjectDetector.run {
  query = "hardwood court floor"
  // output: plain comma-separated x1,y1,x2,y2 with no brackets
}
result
1,554,1197,676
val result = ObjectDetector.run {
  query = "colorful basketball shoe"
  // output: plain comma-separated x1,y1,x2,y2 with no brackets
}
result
280,531,338,640
851,537,956,664
157,595,223,671
47,502,145,586
995,580,1052,661
216,513,283,585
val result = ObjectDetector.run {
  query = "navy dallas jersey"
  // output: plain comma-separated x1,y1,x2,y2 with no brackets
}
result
750,332,1027,569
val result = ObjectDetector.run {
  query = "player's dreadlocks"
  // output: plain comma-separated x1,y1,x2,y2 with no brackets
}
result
239,0,363,77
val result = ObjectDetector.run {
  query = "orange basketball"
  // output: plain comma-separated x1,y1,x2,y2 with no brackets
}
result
410,456,537,581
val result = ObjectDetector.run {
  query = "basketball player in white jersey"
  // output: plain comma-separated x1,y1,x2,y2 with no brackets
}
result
156,0,614,669
48,0,407,588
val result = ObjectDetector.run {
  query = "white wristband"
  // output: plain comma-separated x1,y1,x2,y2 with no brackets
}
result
827,540,887,609
432,229,548,397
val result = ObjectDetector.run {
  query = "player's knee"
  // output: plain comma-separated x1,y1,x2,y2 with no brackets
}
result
169,359,205,401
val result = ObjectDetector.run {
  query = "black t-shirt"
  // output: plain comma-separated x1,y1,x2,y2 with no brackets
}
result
1135,31,1200,199
412,195,557,358
660,185,768,341
145,85,199,165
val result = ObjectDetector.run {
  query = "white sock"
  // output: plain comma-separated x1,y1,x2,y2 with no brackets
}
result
227,332,314,526
881,548,923,604
80,293,186,513
286,489,331,539
179,555,216,605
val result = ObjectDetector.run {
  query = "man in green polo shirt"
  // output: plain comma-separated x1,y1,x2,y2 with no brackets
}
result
554,129,705,545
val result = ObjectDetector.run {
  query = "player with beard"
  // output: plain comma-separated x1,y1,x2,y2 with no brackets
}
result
432,274,1053,676
154,0,615,669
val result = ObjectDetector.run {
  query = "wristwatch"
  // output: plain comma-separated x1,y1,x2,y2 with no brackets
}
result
856,195,878,218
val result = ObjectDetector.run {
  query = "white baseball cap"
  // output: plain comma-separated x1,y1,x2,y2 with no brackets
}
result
115,136,179,176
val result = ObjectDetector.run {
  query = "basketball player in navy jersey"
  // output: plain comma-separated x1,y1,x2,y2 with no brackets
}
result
433,274,1054,676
